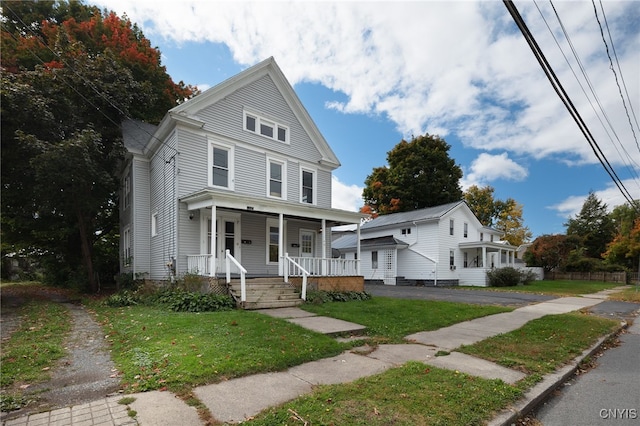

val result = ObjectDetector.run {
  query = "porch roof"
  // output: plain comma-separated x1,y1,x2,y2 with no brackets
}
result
458,240,517,252
332,234,409,252
180,188,367,226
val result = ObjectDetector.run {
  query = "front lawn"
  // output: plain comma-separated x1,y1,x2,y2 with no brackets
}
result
301,296,512,343
88,304,356,394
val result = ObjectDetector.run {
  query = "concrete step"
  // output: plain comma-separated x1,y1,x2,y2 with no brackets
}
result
243,299,304,310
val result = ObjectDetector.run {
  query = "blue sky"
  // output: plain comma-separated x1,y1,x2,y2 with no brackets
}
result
95,0,640,238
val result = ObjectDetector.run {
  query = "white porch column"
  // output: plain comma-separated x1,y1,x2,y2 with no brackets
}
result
210,204,217,277
278,213,284,276
482,246,487,268
356,222,361,275
498,249,502,267
321,219,327,275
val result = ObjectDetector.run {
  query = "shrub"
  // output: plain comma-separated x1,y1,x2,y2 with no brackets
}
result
104,290,140,307
305,291,371,304
154,290,235,312
486,267,532,287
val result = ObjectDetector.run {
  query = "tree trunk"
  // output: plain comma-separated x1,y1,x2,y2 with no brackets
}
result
75,206,97,293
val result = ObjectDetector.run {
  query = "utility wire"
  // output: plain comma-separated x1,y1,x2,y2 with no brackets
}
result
534,1,640,186
2,4,180,155
594,0,640,155
502,0,639,212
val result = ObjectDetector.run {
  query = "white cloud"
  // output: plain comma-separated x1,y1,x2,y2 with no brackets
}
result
549,179,640,220
97,0,640,169
331,176,363,212
461,152,528,189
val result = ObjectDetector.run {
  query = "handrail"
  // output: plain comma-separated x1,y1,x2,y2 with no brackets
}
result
225,250,247,302
284,252,309,300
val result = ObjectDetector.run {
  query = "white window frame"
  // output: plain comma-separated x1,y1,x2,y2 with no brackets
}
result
266,218,282,265
300,167,316,205
449,219,454,236
464,222,468,238
123,226,131,267
371,251,378,269
123,173,131,210
151,212,158,237
243,110,289,144
266,157,287,200
208,140,234,190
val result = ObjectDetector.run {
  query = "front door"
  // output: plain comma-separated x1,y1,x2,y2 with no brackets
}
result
300,230,315,273
204,213,240,274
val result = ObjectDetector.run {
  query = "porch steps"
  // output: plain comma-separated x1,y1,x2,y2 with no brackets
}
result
228,277,304,310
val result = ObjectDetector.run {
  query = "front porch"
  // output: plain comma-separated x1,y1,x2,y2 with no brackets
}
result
458,241,517,287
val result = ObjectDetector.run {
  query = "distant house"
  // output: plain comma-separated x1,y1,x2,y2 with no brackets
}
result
119,57,366,304
332,201,517,286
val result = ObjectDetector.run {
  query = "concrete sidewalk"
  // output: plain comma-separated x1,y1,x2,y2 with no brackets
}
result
2,289,632,426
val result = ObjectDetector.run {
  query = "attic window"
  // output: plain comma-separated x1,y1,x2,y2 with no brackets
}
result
243,110,289,143
401,228,411,235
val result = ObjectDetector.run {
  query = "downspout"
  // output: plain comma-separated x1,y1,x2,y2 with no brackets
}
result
410,221,438,287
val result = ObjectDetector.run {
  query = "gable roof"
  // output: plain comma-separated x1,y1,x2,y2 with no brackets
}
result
361,201,465,231
170,57,340,168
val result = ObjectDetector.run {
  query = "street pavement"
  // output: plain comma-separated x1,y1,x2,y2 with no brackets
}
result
2,286,638,425
533,317,640,425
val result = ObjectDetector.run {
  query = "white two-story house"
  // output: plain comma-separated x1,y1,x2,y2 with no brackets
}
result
119,57,366,297
332,201,517,286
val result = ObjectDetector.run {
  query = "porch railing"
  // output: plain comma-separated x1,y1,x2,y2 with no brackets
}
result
284,253,309,301
286,257,359,277
187,254,212,276
225,249,247,302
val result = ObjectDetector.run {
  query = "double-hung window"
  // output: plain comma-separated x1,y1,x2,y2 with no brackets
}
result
267,158,286,199
301,169,314,204
209,141,234,189
123,227,131,267
244,110,288,143
123,174,131,210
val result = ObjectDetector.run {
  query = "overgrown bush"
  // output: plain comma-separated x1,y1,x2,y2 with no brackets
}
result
104,290,140,307
487,267,536,287
158,291,235,312
305,291,371,304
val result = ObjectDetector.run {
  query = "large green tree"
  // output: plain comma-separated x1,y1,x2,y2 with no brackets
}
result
603,202,640,270
463,185,531,246
565,192,615,259
362,134,463,214
1,0,195,290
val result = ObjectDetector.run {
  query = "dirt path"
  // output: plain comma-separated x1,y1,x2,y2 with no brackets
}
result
1,290,121,421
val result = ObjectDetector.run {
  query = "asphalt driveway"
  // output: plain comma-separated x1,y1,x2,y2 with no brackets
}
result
365,283,558,306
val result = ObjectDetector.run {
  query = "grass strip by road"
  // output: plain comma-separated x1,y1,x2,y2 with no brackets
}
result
608,284,640,303
250,362,522,426
302,297,512,343
88,304,358,394
458,311,619,388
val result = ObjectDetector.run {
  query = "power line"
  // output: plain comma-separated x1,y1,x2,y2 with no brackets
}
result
593,0,640,155
533,1,640,187
502,0,639,212
2,4,180,156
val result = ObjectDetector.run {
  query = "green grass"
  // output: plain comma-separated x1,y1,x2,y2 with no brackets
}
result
471,279,620,296
458,312,619,384
608,284,640,303
88,304,356,393
302,297,512,342
249,362,522,426
0,286,73,412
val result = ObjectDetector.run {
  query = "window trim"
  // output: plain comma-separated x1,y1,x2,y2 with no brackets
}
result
449,219,454,236
208,140,234,190
266,218,285,265
371,251,378,269
463,222,468,238
243,110,289,144
266,157,287,200
123,226,131,267
123,173,131,210
151,212,158,237
300,167,316,205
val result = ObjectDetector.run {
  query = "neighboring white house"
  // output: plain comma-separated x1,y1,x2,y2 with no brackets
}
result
119,57,366,283
332,201,518,287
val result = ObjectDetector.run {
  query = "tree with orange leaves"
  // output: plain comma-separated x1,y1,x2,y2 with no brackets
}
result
1,0,196,291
